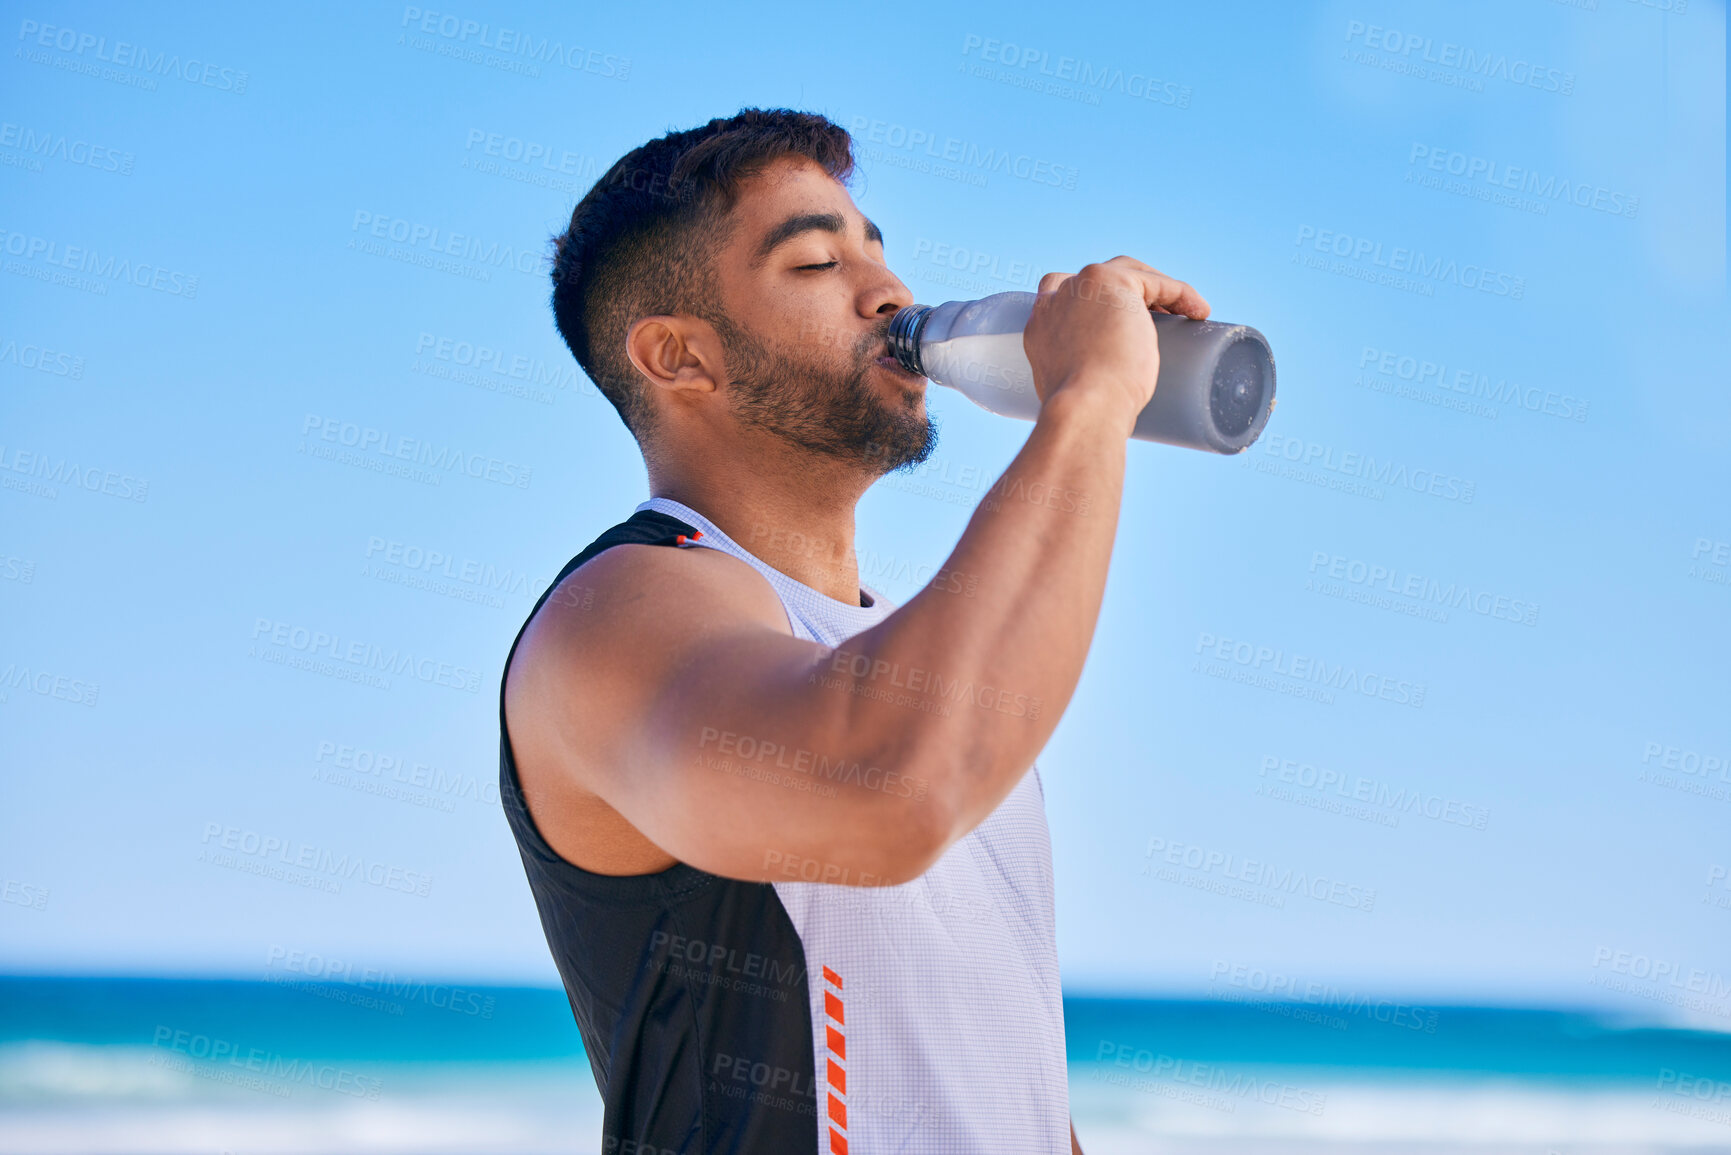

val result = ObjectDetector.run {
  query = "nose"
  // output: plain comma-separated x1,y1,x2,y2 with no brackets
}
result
862,265,914,321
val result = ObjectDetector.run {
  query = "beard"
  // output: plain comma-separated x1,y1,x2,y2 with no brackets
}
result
708,313,938,475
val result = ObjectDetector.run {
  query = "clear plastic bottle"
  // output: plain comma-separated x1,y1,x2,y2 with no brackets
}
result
886,290,1276,454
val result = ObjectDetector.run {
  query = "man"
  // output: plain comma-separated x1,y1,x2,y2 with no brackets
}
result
500,108,1210,1154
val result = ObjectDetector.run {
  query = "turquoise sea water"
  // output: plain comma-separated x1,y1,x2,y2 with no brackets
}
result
3,975,1729,1152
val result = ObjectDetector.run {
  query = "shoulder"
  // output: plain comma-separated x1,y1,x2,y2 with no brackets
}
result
505,542,791,737
531,541,790,653
501,538,799,869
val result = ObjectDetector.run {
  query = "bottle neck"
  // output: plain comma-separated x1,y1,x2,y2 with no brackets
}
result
886,304,932,375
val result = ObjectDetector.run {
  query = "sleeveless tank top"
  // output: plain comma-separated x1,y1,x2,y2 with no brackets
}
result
499,496,1069,1154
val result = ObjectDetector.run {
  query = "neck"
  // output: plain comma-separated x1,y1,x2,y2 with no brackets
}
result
647,435,875,606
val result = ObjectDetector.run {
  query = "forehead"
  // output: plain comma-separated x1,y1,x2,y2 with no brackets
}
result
722,156,865,246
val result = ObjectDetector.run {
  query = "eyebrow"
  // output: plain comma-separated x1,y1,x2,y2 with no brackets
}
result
751,211,884,267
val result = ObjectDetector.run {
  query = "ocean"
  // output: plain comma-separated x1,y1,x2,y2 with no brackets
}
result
2,975,1727,1153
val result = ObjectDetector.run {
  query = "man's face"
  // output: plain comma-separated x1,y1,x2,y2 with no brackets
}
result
705,156,935,474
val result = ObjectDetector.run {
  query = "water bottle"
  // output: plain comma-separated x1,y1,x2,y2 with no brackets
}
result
886,290,1277,454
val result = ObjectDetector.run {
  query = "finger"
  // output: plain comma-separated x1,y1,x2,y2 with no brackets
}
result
1103,255,1164,277
1101,256,1188,298
1088,258,1210,320
1036,271,1073,295
1132,269,1210,321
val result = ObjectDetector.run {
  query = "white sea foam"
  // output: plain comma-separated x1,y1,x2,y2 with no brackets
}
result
0,1102,603,1154
0,1042,186,1099
1069,1066,1731,1150
2,1047,1726,1152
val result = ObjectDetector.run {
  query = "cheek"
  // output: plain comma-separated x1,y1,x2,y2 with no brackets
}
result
778,306,857,362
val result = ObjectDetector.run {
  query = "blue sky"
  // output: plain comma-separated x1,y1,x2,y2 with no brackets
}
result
2,0,1726,1027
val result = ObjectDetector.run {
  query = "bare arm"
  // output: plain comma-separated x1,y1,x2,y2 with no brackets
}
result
507,258,1208,884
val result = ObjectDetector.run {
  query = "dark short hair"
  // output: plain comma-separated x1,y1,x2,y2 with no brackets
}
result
550,108,855,441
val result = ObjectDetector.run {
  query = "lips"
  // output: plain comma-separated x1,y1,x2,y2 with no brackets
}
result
875,343,919,377
876,354,921,380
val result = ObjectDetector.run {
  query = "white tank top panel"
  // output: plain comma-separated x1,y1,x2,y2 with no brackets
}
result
638,496,1070,1155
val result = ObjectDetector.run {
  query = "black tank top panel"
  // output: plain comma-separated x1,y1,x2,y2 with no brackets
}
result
498,509,819,1154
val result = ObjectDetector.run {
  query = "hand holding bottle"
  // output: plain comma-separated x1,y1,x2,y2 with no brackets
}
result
886,269,1275,454
1023,257,1211,434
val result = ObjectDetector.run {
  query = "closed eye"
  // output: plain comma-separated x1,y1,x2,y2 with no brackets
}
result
796,261,839,271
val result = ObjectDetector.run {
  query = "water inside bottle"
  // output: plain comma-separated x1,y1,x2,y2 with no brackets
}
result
922,329,1043,422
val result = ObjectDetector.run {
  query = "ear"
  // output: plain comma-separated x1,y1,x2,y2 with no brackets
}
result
626,315,723,400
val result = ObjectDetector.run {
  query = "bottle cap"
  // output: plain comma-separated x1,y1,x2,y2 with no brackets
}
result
886,304,933,376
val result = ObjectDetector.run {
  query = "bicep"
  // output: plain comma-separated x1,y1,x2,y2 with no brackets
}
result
525,546,945,885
